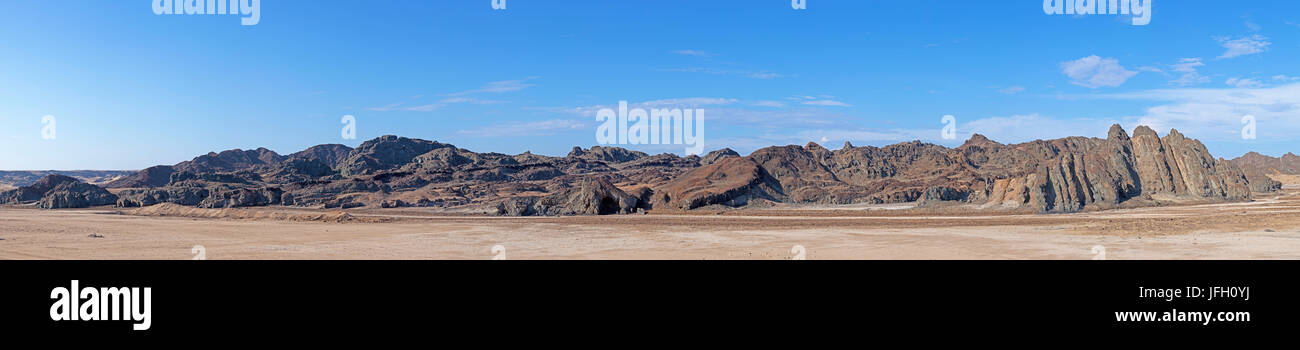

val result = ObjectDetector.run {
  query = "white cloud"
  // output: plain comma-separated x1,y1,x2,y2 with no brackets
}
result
1171,58,1203,73
1273,75,1300,82
369,97,507,112
1168,58,1210,86
1060,55,1139,88
457,119,586,137
752,100,787,108
660,67,786,79
1216,35,1270,59
801,100,852,107
1094,83,1300,142
672,50,716,57
961,114,1116,143
447,77,539,96
996,86,1026,94
786,95,852,107
1226,77,1265,88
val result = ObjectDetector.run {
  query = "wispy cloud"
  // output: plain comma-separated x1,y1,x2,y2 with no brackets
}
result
1216,34,1270,59
801,100,852,107
1060,55,1138,88
457,119,586,137
788,95,852,107
1090,82,1300,142
547,97,854,130
1226,77,1265,88
446,77,539,96
660,67,787,79
672,49,716,57
369,97,507,112
1169,58,1209,86
996,86,1026,94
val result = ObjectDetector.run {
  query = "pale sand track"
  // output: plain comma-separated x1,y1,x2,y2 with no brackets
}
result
3,189,1300,260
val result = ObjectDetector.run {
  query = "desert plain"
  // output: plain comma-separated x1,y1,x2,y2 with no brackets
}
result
2,178,1299,260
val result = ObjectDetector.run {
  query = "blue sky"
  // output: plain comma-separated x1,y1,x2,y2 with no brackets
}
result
3,0,1300,170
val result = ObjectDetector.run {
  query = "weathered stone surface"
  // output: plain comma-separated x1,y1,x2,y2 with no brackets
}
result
116,187,211,207
104,165,176,188
197,187,284,208
567,146,648,164
497,177,640,216
37,181,119,209
336,135,453,176
1,174,84,204
699,148,740,165
650,157,783,210
2,175,121,209
88,125,1271,215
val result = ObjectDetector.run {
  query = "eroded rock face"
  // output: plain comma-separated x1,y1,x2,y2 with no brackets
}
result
699,148,740,166
37,182,119,209
336,135,453,176
968,125,1251,212
0,175,117,209
104,165,176,188
497,177,640,216
90,125,1270,215
176,148,284,173
287,144,353,168
567,146,648,164
1230,152,1294,192
650,157,783,210
197,187,284,208
116,187,211,207
1,175,114,208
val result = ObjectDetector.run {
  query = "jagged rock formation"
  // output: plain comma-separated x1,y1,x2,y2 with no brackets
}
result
176,147,285,173
650,157,783,210
0,175,117,208
0,170,134,188
1232,152,1300,174
651,124,1257,213
37,182,118,209
21,125,1272,215
287,144,354,168
104,165,176,188
1230,152,1297,192
699,148,740,165
337,136,452,176
496,177,640,216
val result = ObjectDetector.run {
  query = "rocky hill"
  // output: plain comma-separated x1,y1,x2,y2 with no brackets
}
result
4,124,1282,213
1230,152,1300,192
0,170,134,188
1232,152,1300,174
0,174,118,208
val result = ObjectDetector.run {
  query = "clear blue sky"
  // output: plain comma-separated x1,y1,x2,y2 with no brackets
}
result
3,0,1299,170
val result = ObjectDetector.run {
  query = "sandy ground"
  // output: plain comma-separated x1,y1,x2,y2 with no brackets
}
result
3,189,1300,260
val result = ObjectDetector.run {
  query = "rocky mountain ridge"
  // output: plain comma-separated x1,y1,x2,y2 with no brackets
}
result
2,125,1281,215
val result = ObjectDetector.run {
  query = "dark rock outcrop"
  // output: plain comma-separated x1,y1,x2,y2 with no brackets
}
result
336,135,452,176
38,182,118,209
104,165,176,188
650,157,783,210
176,147,284,173
0,175,117,208
287,144,354,168
567,146,648,164
74,125,1272,215
699,148,740,165
497,177,640,216
116,187,210,207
